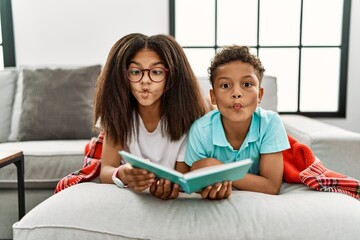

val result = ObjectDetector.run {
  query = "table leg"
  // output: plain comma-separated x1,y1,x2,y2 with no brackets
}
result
15,155,25,219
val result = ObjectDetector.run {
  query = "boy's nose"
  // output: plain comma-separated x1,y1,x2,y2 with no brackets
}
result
231,93,242,99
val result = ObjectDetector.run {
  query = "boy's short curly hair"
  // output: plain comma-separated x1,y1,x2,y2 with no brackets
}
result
208,46,265,87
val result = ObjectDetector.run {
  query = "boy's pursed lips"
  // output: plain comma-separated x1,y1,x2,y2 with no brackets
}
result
232,102,243,110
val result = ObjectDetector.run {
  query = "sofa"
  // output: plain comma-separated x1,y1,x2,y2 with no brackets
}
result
1,67,360,240
0,65,101,239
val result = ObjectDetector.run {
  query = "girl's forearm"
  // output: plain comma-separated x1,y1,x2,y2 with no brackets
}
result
99,164,117,184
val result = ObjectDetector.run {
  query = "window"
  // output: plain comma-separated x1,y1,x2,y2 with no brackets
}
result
0,0,16,69
170,0,351,117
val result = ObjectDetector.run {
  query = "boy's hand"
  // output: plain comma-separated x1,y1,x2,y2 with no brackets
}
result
122,163,155,192
200,181,232,200
150,179,180,200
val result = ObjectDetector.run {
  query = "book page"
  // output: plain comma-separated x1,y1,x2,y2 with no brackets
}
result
183,159,252,179
119,150,183,179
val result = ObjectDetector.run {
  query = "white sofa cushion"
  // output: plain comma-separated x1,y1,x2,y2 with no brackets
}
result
0,140,88,189
0,68,18,142
13,182,360,240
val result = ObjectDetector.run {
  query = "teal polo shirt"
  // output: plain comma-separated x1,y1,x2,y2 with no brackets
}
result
185,108,290,175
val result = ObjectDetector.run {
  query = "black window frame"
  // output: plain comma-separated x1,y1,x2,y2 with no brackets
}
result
0,0,16,68
169,0,352,118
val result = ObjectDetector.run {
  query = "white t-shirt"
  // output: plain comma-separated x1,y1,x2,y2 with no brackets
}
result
125,116,187,169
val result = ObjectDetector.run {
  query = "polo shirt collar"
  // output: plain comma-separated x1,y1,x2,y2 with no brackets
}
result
211,110,260,148
212,111,229,147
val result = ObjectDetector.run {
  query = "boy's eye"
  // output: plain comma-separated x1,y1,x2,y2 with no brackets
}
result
243,82,253,87
220,83,231,89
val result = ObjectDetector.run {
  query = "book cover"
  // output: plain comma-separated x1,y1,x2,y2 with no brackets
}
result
119,150,253,194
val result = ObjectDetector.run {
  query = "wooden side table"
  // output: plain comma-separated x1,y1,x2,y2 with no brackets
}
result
0,151,25,219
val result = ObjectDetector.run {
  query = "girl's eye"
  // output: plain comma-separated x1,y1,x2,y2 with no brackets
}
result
128,68,142,76
151,68,164,75
221,83,231,89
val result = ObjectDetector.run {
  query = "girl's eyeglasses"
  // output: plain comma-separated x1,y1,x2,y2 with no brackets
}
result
127,67,169,83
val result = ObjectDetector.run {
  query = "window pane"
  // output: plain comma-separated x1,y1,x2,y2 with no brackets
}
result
216,47,258,55
0,15,2,44
259,48,299,112
217,0,258,46
300,48,340,111
183,48,215,78
259,0,301,46
302,0,343,46
175,0,215,46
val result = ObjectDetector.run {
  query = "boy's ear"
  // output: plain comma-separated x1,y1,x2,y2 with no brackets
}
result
258,87,264,103
210,89,217,105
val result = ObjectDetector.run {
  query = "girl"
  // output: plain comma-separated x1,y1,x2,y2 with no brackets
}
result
94,33,206,200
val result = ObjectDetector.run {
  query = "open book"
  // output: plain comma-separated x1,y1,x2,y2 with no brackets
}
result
119,150,253,194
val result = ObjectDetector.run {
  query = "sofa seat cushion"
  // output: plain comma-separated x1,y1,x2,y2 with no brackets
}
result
281,115,360,180
0,140,88,189
13,182,360,240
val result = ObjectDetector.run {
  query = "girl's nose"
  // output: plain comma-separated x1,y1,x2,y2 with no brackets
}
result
140,72,151,85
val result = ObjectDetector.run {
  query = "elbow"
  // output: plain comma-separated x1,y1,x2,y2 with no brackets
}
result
98,171,106,183
98,165,112,184
268,184,282,195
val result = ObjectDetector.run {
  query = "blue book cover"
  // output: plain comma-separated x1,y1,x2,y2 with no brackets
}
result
119,150,253,194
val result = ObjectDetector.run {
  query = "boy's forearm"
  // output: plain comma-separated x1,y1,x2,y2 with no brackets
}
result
232,173,281,195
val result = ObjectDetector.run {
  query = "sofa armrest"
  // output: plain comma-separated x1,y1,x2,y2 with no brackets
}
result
281,114,360,180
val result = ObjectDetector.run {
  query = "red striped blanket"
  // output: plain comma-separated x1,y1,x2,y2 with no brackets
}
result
54,133,103,193
55,133,360,199
283,135,360,199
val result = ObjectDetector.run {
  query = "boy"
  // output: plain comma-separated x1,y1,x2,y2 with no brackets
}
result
185,46,290,200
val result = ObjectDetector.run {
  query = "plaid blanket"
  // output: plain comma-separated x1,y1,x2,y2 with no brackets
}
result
283,135,360,199
54,133,103,193
55,133,360,199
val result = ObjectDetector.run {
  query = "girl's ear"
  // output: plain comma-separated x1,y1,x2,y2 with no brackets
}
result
210,89,217,105
258,87,264,103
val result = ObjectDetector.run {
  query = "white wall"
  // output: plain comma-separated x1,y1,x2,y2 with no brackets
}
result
11,0,360,133
12,0,169,66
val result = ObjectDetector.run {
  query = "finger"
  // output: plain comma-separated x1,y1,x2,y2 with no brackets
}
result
123,165,149,181
132,185,150,192
122,164,134,174
161,180,172,199
201,186,212,199
127,177,155,189
153,179,165,198
129,167,149,175
125,169,155,185
224,181,232,198
149,182,156,194
168,184,180,199
216,181,229,199
208,183,222,199
130,173,155,183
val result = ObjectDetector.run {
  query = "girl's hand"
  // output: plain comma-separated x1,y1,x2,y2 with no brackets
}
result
149,179,180,200
122,163,156,192
200,181,232,200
